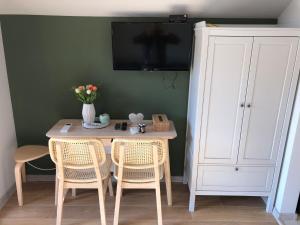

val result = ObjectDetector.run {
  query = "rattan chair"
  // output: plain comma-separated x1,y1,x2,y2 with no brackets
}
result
49,138,113,225
111,139,166,225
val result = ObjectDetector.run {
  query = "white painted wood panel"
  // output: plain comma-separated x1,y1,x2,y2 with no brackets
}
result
238,37,299,165
199,36,252,164
196,165,275,192
185,23,300,212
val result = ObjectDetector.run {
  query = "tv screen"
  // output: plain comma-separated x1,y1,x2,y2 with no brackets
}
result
111,22,193,71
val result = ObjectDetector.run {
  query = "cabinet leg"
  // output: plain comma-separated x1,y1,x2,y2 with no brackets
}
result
183,171,188,184
266,196,274,213
189,193,196,212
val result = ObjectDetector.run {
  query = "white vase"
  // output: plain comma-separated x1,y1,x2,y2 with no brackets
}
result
82,103,96,124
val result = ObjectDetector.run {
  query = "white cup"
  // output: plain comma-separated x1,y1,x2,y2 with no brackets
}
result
130,127,139,135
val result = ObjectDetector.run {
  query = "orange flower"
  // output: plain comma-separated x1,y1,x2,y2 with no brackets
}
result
92,86,97,91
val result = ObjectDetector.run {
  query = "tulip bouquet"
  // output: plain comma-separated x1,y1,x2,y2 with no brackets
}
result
74,84,98,104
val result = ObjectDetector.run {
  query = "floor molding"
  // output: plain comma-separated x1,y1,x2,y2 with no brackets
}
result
273,207,299,225
27,175,184,183
273,208,285,225
0,184,16,209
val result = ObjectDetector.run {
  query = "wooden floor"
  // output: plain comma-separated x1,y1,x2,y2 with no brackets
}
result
0,182,278,225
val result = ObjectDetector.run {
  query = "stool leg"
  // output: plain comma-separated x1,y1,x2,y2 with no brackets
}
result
21,164,26,183
15,163,24,206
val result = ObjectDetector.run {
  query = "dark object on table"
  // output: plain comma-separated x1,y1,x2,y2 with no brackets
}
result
121,122,127,131
115,123,121,130
138,123,146,133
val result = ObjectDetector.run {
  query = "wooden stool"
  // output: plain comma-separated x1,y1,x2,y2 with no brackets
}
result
14,145,49,206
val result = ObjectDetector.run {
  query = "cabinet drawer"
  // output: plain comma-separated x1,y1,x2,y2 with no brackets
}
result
196,165,274,192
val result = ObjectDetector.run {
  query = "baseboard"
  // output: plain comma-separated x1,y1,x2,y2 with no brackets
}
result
27,175,184,183
261,196,268,204
170,176,184,183
0,184,16,209
273,207,298,225
27,175,55,181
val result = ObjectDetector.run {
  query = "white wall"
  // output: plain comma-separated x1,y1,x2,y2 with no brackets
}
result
0,0,291,18
278,0,300,27
275,89,300,214
0,24,17,207
275,0,300,215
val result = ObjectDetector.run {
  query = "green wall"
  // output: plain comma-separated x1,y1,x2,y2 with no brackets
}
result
0,16,277,175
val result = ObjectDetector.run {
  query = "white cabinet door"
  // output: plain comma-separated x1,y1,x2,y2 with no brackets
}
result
199,36,253,164
238,37,299,165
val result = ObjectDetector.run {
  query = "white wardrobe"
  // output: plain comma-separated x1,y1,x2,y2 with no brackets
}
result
184,22,300,212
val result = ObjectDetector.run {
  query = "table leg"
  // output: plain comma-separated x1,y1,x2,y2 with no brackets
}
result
72,189,76,198
163,139,172,206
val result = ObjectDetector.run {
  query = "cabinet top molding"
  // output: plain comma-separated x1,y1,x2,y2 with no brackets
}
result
194,21,300,37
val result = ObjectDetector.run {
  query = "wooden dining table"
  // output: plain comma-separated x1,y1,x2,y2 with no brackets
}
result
46,119,177,206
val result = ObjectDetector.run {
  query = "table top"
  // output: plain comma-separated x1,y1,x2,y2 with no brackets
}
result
46,119,177,139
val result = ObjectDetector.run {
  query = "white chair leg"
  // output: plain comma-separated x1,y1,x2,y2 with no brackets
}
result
154,148,163,225
55,174,59,205
155,183,163,225
114,149,124,225
15,163,24,206
98,183,107,225
56,181,64,225
113,182,122,225
108,177,113,197
21,164,26,183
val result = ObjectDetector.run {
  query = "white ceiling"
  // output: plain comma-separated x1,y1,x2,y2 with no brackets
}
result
0,0,292,18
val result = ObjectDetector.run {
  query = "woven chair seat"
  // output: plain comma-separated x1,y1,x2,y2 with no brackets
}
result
59,157,112,183
114,165,163,183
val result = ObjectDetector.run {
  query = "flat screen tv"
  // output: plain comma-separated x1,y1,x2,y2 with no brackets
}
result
111,22,193,71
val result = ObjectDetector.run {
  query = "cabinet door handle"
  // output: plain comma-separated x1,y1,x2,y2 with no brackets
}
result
240,103,245,107
235,167,239,171
247,104,251,108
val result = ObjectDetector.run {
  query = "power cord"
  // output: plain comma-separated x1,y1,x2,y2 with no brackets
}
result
162,72,178,89
26,162,56,171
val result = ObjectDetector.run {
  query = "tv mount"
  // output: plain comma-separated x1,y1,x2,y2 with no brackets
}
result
169,14,188,23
